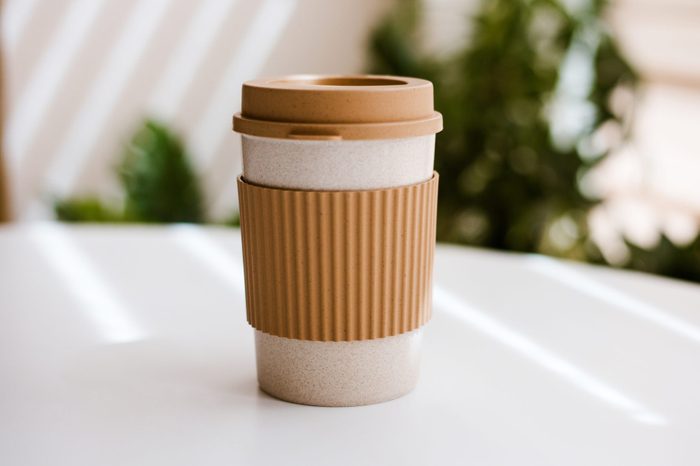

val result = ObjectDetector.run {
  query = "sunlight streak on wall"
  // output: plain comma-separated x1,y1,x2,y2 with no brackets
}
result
6,0,104,170
43,0,171,199
149,0,238,120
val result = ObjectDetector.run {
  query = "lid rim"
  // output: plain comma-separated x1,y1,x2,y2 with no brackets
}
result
233,112,443,141
234,74,441,140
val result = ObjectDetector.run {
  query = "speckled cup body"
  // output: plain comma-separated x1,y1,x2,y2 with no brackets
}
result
241,134,435,406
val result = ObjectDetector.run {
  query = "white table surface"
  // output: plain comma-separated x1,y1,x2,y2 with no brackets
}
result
1,223,699,466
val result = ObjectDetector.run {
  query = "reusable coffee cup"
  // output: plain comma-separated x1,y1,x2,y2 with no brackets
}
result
233,75,441,406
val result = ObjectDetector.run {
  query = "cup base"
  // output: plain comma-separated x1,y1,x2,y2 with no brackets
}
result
254,329,422,407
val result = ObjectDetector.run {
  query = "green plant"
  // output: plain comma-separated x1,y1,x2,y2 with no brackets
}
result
223,211,241,227
370,0,637,261
119,120,204,223
54,197,124,223
623,235,700,282
55,120,206,224
369,0,700,282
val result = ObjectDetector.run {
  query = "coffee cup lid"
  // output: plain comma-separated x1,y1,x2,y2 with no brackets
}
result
233,75,442,140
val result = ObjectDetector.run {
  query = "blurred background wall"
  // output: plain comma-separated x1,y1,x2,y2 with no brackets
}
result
2,0,700,280
598,0,700,254
1,0,393,221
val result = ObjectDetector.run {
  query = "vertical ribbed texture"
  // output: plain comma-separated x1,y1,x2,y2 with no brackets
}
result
237,173,439,342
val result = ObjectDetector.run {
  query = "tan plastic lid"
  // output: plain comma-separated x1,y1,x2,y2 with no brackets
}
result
233,75,442,140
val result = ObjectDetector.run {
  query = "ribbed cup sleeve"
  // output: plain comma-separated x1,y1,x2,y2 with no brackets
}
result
237,173,439,341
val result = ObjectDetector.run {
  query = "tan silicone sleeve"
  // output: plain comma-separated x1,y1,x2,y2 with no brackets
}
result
237,173,439,342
